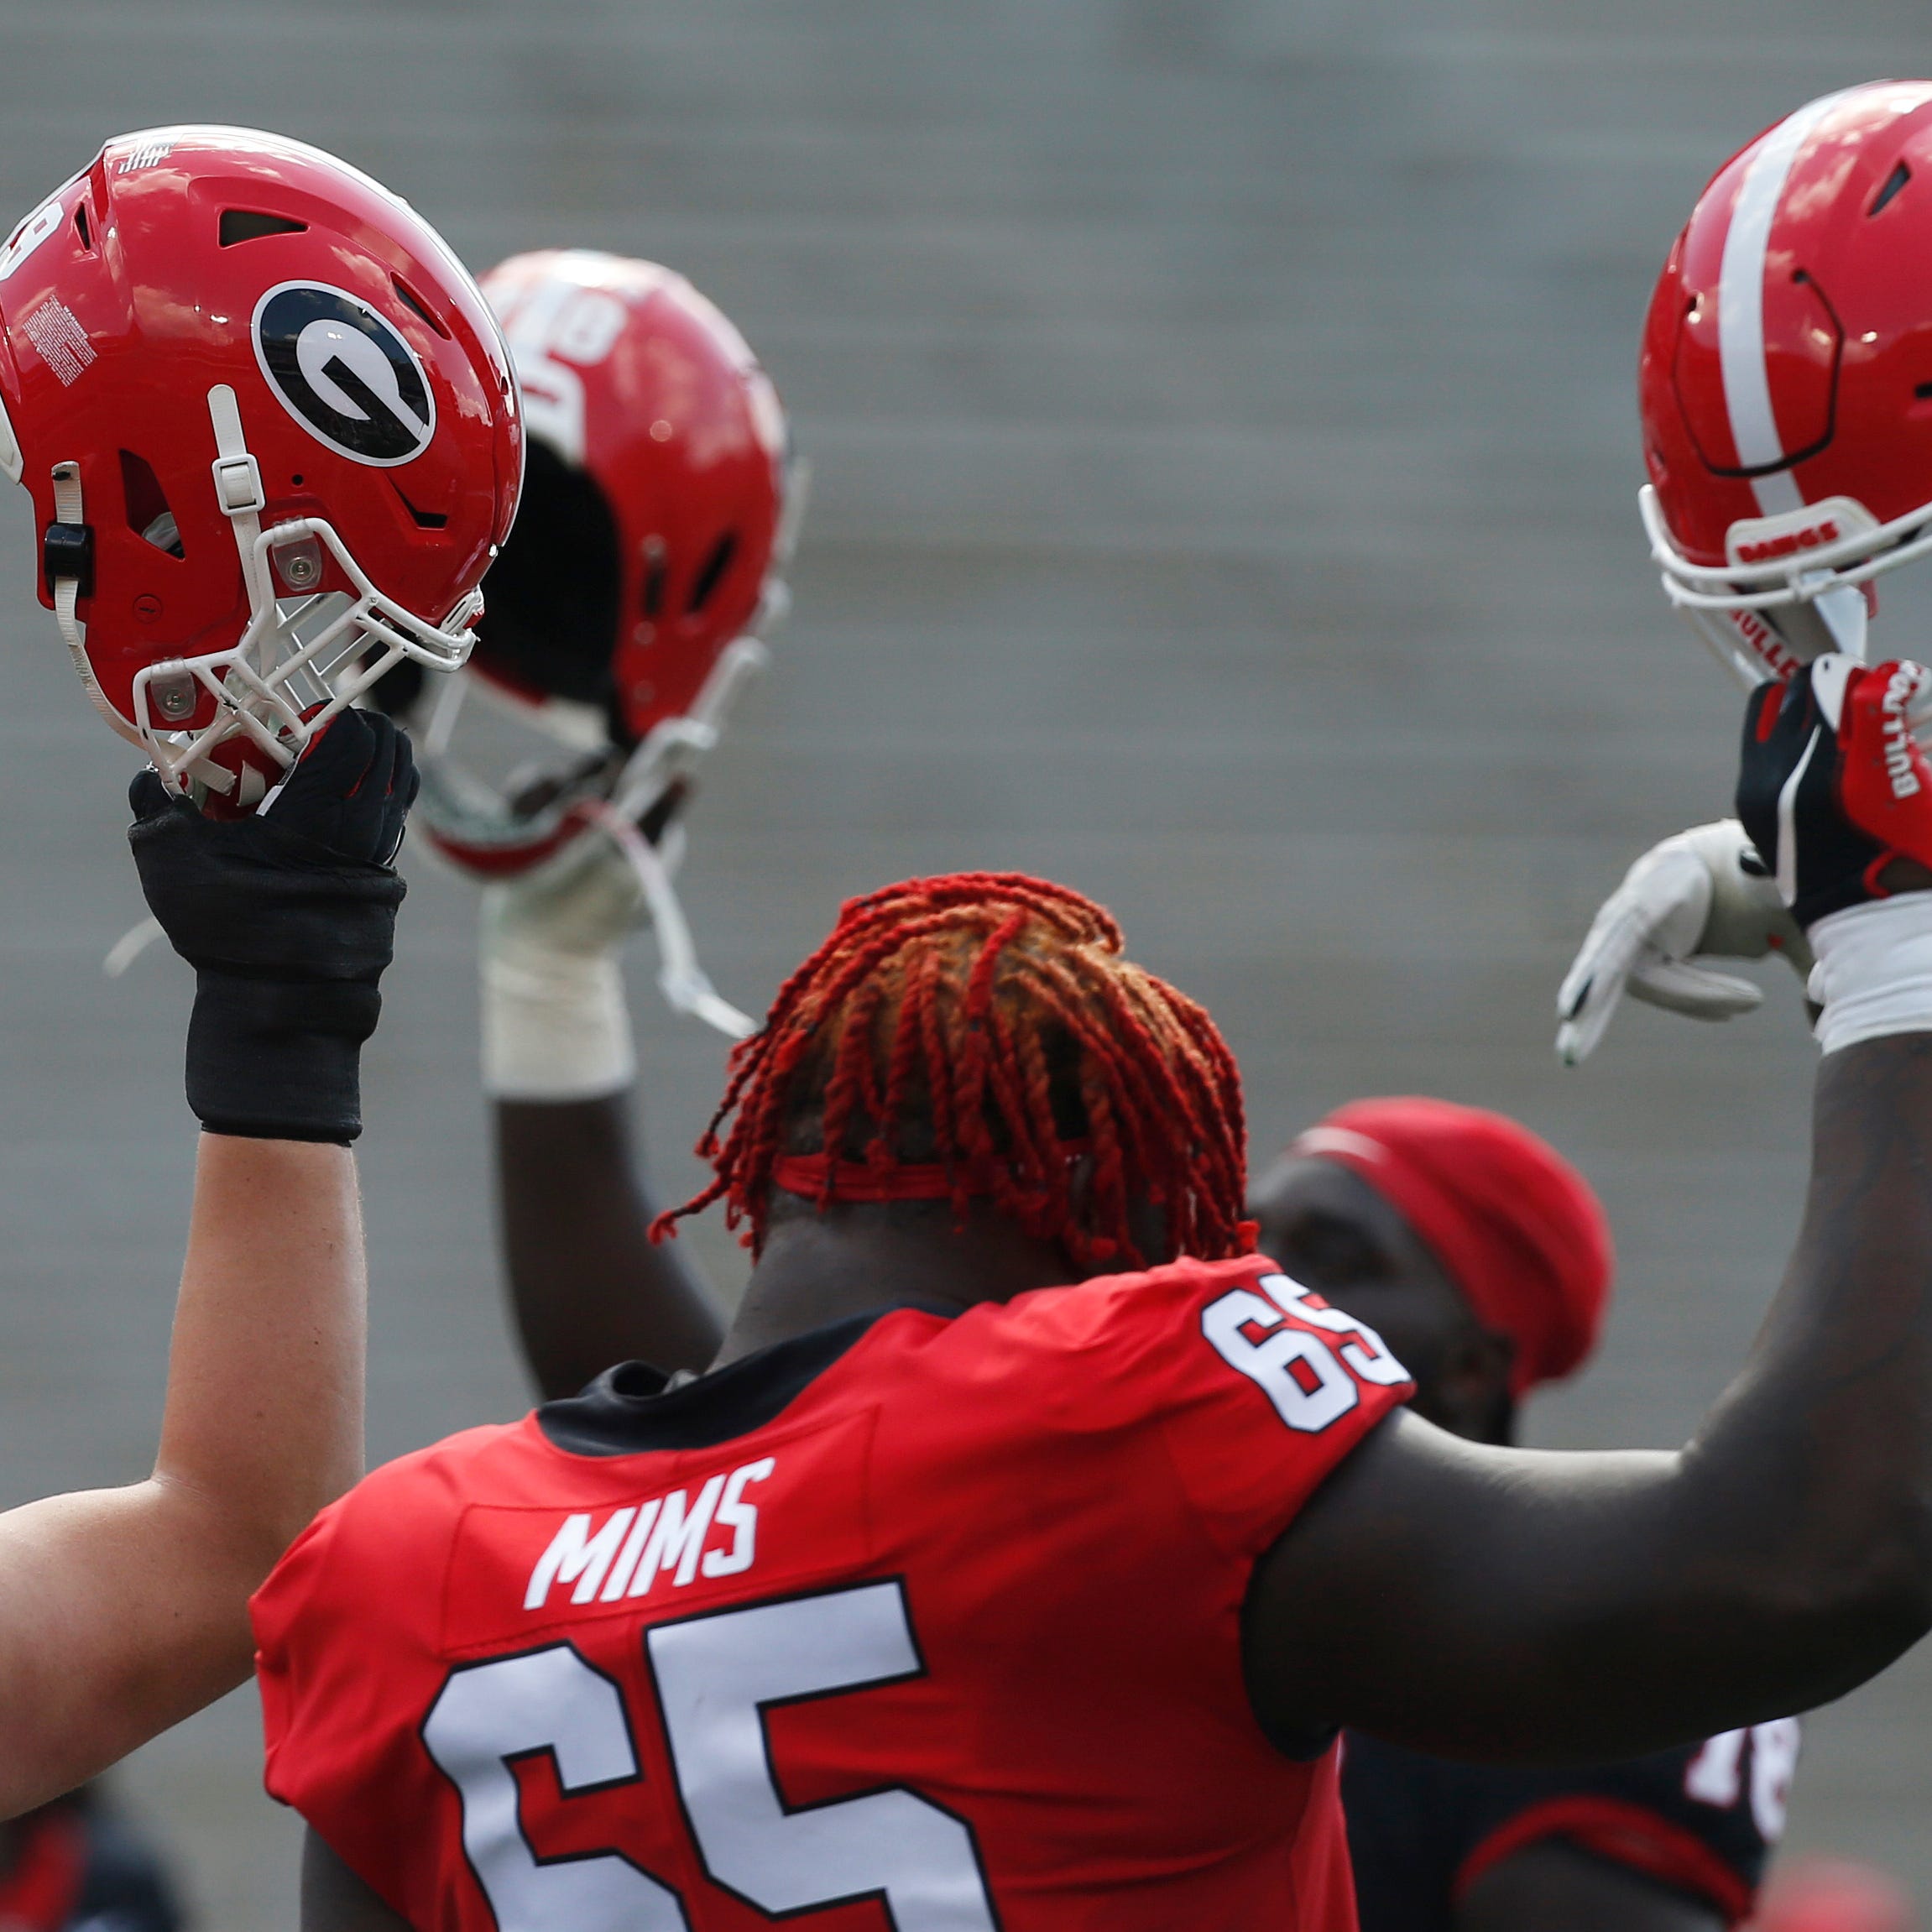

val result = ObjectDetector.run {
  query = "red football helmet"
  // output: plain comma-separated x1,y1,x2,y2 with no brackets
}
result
405,250,796,1036
0,125,521,806
1639,81,1932,684
476,249,791,745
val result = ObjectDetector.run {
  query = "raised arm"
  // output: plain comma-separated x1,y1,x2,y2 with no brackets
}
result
0,1138,365,1813
482,828,722,1397
496,1092,720,1396
1250,659,1932,1759
1250,1031,1932,1759
0,713,410,1815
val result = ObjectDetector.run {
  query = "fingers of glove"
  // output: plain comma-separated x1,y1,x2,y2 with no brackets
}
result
1557,838,1720,1059
372,724,419,867
265,709,381,854
127,767,180,830
1554,907,1653,1064
129,768,167,822
1836,659,1932,872
1555,982,1625,1066
269,710,415,866
1556,890,1655,1027
1627,956,1765,1019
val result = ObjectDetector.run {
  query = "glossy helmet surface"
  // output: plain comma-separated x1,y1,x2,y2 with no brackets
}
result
411,249,793,880
0,125,522,803
477,248,790,747
1639,81,1932,682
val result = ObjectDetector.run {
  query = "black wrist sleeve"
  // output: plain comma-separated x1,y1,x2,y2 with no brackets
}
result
186,974,383,1142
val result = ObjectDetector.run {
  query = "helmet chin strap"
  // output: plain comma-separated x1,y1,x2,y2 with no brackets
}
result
207,384,270,604
45,461,138,746
582,801,756,1040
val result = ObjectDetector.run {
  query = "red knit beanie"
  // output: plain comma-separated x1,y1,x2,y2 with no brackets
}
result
1287,1097,1613,1395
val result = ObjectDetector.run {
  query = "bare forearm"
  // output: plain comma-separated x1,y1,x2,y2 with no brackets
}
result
1478,1036,1932,1732
158,1136,366,1556
1647,1034,1932,1689
495,1094,723,1397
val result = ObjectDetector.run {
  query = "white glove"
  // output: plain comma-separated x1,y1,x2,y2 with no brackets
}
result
479,822,667,1100
1554,820,1814,1068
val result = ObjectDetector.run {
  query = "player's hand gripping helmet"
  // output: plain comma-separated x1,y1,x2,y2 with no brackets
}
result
1640,81,1932,687
0,126,522,809
404,248,798,1035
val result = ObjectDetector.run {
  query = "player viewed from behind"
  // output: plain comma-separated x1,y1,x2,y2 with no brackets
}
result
274,656,1932,1932
1561,82,1932,1063
1254,1100,1796,1930
0,126,517,1812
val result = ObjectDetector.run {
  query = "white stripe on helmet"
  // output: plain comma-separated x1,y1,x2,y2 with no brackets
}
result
1718,87,1865,518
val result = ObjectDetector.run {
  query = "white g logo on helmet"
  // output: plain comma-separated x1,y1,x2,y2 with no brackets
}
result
251,281,436,467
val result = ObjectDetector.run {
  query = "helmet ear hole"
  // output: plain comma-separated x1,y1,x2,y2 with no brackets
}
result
119,451,185,557
473,440,619,706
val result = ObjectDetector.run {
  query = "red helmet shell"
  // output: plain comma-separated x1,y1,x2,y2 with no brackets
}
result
1642,81,1932,569
0,126,521,737
481,250,786,743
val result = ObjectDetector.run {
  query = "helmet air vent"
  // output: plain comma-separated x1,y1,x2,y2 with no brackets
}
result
391,275,450,339
392,481,449,530
218,210,307,247
71,202,91,252
119,451,184,557
687,531,736,614
1871,161,1912,217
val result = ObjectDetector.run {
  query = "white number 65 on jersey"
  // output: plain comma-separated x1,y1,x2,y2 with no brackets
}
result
1202,1271,1407,1433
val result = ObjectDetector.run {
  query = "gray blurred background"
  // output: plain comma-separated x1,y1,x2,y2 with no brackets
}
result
0,0,1925,1922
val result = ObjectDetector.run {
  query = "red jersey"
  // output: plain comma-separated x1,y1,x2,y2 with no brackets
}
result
253,1255,1411,1930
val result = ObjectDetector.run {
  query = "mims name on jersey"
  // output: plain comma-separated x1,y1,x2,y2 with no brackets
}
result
525,1457,775,1613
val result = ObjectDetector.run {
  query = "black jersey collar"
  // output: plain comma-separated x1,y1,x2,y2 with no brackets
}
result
537,1304,948,1458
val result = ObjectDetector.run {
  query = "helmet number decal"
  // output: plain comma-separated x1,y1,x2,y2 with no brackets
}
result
251,281,436,467
0,194,70,283
494,284,630,466
547,290,626,365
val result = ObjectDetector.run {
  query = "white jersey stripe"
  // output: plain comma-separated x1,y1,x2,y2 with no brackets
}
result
1718,88,1863,518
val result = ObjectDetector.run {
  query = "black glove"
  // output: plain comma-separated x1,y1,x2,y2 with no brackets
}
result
1736,654,1932,931
128,709,420,1143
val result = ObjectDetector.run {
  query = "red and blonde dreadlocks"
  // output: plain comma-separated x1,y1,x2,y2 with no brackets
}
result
652,873,1256,1271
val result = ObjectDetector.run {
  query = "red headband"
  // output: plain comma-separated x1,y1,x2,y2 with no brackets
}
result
770,1143,1094,1206
1290,1097,1613,1395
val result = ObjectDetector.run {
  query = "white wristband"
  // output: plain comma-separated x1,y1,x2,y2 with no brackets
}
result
1807,894,1932,1055
481,940,635,1100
